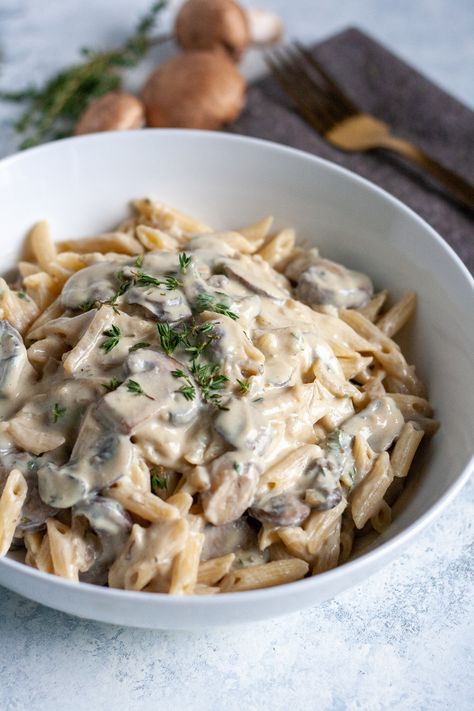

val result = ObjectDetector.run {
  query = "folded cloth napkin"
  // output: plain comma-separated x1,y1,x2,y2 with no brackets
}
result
229,28,474,273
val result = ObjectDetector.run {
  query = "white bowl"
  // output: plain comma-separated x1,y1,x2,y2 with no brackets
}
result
0,130,472,629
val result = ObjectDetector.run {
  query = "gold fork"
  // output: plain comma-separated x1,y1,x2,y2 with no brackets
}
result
266,43,474,212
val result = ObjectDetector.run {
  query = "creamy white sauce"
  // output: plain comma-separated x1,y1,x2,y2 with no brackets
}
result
0,228,417,586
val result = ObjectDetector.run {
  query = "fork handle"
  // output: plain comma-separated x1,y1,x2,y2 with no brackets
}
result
377,134,474,211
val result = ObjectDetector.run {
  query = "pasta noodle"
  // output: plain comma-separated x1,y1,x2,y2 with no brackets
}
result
0,199,437,594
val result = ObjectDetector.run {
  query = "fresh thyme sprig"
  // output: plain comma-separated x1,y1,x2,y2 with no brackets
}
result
179,252,192,273
237,379,250,394
129,341,151,353
157,322,182,356
195,292,239,320
171,369,197,401
132,270,182,290
0,1,168,149
192,362,229,406
52,403,67,423
126,379,154,399
150,466,168,492
101,324,122,353
104,377,121,391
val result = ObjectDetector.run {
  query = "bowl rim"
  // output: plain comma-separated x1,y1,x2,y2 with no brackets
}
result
0,128,473,607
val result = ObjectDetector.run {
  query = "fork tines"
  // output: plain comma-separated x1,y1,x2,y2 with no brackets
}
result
265,42,358,134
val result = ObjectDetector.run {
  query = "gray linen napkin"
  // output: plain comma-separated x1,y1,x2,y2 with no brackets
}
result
229,28,474,273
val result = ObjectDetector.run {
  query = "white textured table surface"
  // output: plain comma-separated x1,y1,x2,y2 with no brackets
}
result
0,2,473,710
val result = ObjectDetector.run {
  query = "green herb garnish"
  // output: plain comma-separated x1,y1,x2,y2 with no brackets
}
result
132,270,182,291
52,403,66,423
150,466,168,492
129,341,150,352
101,324,122,353
104,377,121,391
16,291,29,300
179,252,192,273
126,379,145,396
157,322,181,356
237,379,250,394
134,254,144,268
191,362,229,406
171,369,196,401
195,292,238,320
0,1,168,149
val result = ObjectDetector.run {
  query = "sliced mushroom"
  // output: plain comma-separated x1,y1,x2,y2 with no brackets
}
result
75,92,145,135
0,321,36,417
142,51,245,130
61,261,121,310
175,0,250,60
292,257,373,310
219,256,289,301
341,396,404,452
98,349,200,433
214,398,270,454
73,496,132,584
247,7,283,45
250,493,310,527
126,285,191,322
303,429,353,511
201,452,260,525
205,317,265,381
0,454,57,534
201,517,257,561
37,408,133,507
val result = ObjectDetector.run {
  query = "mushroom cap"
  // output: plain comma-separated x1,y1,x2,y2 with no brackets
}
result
175,0,250,59
247,7,284,45
75,92,145,135
142,51,246,130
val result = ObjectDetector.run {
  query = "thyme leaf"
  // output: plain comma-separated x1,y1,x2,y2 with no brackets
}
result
104,377,121,391
100,324,122,353
0,1,168,149
129,341,150,352
179,252,192,273
52,403,66,423
237,379,250,394
150,466,168,492
171,369,196,401
195,292,238,320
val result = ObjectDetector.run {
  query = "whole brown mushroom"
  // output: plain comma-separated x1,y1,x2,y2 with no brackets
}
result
175,0,250,60
142,51,246,130
75,92,145,135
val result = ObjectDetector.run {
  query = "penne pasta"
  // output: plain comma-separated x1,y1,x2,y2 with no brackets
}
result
0,199,436,594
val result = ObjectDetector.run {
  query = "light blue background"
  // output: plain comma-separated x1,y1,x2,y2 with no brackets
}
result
0,2,473,709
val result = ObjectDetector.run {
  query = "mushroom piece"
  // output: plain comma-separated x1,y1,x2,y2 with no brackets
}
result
219,257,289,301
246,7,283,45
250,493,310,527
201,517,257,561
98,349,201,433
291,257,374,310
61,261,122,310
37,409,133,508
175,0,250,59
214,398,270,454
0,455,57,534
74,92,145,135
73,496,132,585
201,452,260,525
303,429,353,511
142,51,246,130
126,285,191,323
0,321,36,417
